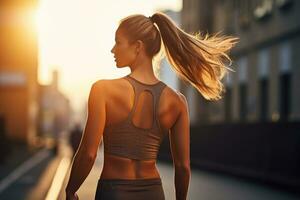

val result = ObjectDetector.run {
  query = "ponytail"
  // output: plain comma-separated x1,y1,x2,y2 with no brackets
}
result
151,12,238,101
118,12,238,100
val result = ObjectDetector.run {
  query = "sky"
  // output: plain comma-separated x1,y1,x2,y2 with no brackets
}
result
35,0,182,121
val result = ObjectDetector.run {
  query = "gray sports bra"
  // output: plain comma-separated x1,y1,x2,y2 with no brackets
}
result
103,74,168,160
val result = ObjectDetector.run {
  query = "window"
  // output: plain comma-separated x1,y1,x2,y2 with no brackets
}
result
278,41,291,121
279,74,290,121
258,48,270,121
254,0,273,20
235,0,252,29
259,78,268,121
224,73,233,122
239,83,247,121
224,87,232,122
237,57,248,121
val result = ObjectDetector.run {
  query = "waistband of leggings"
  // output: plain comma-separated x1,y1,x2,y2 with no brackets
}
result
98,177,162,185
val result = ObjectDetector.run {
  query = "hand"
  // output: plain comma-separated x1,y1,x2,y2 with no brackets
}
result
66,191,79,200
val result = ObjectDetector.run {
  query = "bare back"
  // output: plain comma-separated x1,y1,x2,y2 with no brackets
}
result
100,76,184,180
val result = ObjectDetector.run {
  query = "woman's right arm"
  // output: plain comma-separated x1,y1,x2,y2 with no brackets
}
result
169,93,191,200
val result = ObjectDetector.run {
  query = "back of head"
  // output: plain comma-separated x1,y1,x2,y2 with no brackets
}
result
118,14,161,58
118,12,239,101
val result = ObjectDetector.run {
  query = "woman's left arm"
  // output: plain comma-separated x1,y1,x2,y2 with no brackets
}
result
65,80,106,196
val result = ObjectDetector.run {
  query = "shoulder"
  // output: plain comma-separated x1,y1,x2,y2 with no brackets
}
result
165,88,189,124
91,77,120,90
175,91,189,114
90,77,124,96
176,91,188,107
162,85,188,111
93,76,126,86
90,79,107,93
88,79,110,101
164,85,187,103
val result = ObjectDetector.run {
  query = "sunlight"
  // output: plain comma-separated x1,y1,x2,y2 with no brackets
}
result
36,0,182,118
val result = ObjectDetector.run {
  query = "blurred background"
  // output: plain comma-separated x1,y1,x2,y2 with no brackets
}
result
0,0,299,199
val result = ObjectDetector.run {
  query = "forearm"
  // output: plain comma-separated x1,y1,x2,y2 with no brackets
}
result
174,166,191,200
65,151,96,194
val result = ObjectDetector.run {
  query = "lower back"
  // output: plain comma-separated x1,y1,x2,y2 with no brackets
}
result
100,153,160,180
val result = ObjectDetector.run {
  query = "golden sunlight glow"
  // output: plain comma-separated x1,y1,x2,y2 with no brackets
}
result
36,0,182,120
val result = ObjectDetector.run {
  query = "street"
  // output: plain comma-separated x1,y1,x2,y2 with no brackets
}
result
0,139,299,200
59,144,299,200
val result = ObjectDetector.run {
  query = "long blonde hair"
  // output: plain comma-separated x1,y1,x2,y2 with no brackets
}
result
118,12,238,101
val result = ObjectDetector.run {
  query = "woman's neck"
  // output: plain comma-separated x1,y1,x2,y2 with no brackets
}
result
129,57,158,81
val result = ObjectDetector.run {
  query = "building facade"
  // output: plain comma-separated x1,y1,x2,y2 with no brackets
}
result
38,70,72,140
0,0,39,144
181,0,300,125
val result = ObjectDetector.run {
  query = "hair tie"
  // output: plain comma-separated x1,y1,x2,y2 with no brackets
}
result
148,16,154,23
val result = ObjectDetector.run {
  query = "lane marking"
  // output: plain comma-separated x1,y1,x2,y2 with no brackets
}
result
0,149,50,194
45,156,71,200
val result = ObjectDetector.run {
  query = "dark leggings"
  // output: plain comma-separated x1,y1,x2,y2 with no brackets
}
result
94,178,165,200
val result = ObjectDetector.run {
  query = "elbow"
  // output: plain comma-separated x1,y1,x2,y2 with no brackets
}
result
174,163,191,173
86,150,97,161
86,153,96,162
77,150,96,162
175,165,191,178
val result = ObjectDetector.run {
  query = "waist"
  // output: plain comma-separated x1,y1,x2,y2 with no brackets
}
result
100,153,160,180
104,144,158,160
98,177,162,185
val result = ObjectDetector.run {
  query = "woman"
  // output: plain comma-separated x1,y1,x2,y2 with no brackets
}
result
65,12,238,200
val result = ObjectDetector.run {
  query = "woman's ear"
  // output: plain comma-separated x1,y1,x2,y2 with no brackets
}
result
135,40,143,54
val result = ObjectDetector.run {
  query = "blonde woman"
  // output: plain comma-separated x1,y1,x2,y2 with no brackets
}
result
65,12,238,200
